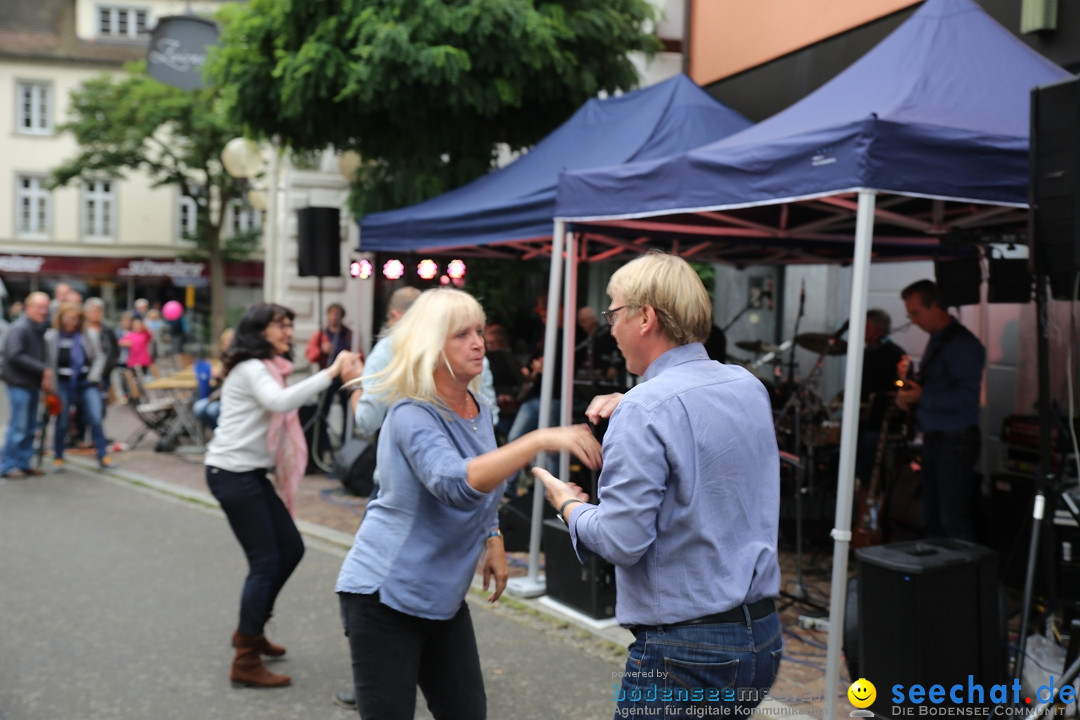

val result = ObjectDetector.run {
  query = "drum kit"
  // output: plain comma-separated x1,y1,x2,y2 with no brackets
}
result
729,327,852,608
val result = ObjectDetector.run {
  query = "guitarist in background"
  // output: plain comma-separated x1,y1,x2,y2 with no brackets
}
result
896,280,985,542
855,309,907,485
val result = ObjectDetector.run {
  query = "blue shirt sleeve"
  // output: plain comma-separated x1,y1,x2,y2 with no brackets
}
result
570,398,667,567
392,402,490,509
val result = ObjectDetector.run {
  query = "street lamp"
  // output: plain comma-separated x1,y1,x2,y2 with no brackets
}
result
221,137,264,179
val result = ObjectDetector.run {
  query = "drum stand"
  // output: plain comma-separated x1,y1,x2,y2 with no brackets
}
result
775,380,827,612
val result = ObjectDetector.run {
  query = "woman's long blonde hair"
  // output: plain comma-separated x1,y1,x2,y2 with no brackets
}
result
369,288,486,407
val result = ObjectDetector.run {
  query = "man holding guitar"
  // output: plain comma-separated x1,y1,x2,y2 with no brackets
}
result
895,280,986,541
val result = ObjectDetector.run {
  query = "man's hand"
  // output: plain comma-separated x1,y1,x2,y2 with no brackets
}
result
40,369,53,394
896,378,922,412
532,467,589,513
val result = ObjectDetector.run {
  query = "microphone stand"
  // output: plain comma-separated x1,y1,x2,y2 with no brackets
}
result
723,292,772,334
778,282,822,610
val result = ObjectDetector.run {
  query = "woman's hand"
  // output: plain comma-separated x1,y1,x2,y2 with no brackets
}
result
338,353,364,386
585,393,623,425
327,351,358,379
482,535,509,603
535,424,602,470
532,467,589,515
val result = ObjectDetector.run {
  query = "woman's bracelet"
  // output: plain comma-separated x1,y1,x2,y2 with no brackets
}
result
557,498,584,525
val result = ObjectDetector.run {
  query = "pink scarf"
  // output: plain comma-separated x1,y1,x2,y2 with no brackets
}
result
263,357,307,515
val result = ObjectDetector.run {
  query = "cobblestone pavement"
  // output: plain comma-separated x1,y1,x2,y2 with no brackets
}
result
4,389,855,718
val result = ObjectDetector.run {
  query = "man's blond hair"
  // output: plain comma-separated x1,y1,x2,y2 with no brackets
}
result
607,253,711,345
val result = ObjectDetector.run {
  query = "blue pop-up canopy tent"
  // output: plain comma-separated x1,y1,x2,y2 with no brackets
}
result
549,1,1069,715
357,73,752,255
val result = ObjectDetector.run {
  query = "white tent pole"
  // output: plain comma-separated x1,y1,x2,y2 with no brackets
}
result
823,189,876,720
507,220,565,598
560,233,579,481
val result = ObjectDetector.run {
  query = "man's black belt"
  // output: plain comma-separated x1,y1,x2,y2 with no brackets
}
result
629,598,776,635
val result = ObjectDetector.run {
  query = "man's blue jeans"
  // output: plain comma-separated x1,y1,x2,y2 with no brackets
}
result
615,609,783,717
1,386,40,474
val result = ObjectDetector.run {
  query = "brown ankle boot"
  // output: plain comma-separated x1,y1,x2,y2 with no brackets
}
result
232,630,286,657
230,633,291,688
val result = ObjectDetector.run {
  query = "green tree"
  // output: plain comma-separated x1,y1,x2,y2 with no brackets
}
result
210,0,660,215
52,62,259,352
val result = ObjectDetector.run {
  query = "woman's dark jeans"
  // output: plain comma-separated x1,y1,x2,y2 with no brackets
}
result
339,591,486,720
206,466,304,636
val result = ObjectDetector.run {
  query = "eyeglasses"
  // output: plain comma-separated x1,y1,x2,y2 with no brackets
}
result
269,321,294,330
601,306,628,326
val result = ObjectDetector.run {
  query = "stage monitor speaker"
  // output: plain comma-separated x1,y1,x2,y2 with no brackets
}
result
857,539,1004,719
987,259,1033,304
1032,76,1080,297
297,207,341,277
542,519,616,620
934,258,981,307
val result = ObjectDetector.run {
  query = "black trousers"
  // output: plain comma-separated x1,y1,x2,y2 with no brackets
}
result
206,466,304,636
339,591,485,720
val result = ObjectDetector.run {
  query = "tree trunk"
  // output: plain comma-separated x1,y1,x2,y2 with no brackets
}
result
207,230,228,359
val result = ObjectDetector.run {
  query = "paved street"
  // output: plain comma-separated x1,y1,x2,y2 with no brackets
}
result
0,467,624,720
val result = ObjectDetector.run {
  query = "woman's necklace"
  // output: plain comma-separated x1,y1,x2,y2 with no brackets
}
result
449,394,479,431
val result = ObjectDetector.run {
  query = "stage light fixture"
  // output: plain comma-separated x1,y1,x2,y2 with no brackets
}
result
447,259,467,280
418,259,439,280
383,258,405,280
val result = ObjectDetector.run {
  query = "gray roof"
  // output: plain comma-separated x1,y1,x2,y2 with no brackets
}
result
0,0,149,66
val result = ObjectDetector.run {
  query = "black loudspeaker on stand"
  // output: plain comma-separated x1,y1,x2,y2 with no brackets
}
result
297,207,342,278
1032,75,1080,300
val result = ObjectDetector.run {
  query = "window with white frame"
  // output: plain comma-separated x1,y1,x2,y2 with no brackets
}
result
82,180,116,240
98,6,150,39
228,199,263,236
16,82,52,135
16,176,51,238
177,194,198,242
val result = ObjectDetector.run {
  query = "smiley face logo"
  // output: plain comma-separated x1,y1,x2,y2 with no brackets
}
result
848,678,876,708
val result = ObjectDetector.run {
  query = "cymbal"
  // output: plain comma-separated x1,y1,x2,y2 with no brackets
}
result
795,333,848,355
735,339,780,354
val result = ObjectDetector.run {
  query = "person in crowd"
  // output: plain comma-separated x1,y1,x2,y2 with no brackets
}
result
46,302,113,471
119,316,154,379
334,288,601,718
896,279,985,541
167,311,188,357
484,323,524,437
8,300,24,320
144,308,165,360
575,306,623,386
70,298,120,450
855,308,907,482
0,292,53,478
203,303,357,688
305,302,355,446
193,328,234,430
535,253,783,717
49,283,72,320
133,297,149,318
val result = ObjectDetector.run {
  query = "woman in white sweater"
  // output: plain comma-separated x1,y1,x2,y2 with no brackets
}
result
204,302,355,689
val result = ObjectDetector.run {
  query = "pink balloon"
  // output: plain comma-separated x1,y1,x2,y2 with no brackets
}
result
162,300,184,322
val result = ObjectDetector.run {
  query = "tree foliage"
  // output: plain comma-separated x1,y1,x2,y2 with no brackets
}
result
210,0,660,215
52,62,258,351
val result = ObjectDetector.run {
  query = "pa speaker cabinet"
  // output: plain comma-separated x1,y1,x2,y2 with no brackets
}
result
856,539,1003,719
296,207,341,277
1032,76,1080,297
934,258,981,308
542,518,615,619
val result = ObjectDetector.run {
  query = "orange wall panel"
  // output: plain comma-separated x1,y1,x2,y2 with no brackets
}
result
690,0,922,84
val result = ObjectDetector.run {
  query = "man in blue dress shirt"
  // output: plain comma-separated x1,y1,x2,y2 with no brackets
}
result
897,279,985,541
536,252,782,717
